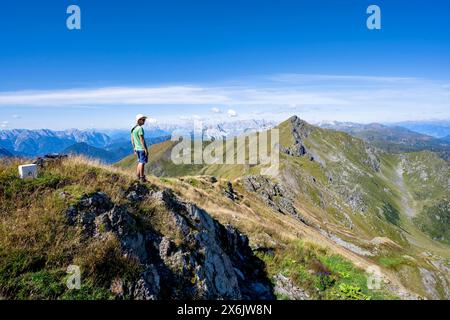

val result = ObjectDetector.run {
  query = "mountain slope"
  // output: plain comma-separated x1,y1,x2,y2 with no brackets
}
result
2,155,416,300
0,147,13,158
399,152,450,244
391,121,450,139
105,135,171,163
63,136,172,164
0,157,274,300
318,121,450,153
2,116,449,300
63,143,118,164
0,129,111,156
116,116,450,299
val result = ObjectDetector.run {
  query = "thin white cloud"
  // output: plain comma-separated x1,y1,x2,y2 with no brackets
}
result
228,109,238,117
0,86,231,106
268,73,418,83
0,85,344,107
0,74,449,123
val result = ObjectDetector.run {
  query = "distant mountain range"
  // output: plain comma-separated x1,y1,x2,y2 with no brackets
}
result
390,120,450,138
98,127,170,142
0,147,13,158
317,121,450,158
202,119,276,141
2,119,449,162
62,135,171,164
442,135,450,143
62,142,119,164
0,129,111,156
0,120,275,159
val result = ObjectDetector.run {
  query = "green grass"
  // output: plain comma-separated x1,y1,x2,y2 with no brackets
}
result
0,168,67,200
60,280,115,300
0,158,143,300
378,255,409,270
413,200,450,244
382,202,401,226
15,270,66,299
401,151,449,201
257,240,396,300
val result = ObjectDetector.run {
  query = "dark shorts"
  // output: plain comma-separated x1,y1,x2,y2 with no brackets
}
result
136,150,148,164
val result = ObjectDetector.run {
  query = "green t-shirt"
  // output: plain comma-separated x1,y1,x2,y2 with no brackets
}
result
132,125,145,151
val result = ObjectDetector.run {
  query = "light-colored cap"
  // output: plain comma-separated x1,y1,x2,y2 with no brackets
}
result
135,114,147,122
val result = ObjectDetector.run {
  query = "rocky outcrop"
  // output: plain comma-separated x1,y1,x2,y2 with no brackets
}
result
223,181,237,201
273,274,310,300
281,116,312,157
243,175,308,225
65,187,274,300
419,267,440,300
363,145,381,172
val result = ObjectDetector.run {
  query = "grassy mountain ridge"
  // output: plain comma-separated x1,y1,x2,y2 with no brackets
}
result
0,156,407,300
1,116,449,300
0,157,277,300
318,121,450,154
115,116,450,299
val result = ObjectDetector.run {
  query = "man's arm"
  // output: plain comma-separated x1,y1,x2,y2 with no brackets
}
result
131,133,136,154
140,135,148,155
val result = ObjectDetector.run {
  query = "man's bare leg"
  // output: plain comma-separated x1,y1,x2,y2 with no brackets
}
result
140,163,145,178
136,163,141,179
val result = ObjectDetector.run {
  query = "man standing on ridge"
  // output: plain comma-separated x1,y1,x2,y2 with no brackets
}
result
131,114,149,182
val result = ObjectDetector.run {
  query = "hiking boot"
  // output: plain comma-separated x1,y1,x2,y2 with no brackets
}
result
139,176,148,183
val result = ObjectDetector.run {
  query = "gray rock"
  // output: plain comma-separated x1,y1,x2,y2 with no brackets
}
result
129,266,160,300
65,189,274,300
125,182,149,202
364,145,381,172
281,116,312,157
243,175,308,225
419,267,440,300
223,181,237,201
273,274,310,300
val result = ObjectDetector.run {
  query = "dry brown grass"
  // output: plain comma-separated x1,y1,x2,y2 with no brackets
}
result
74,233,141,287
0,156,152,298
138,196,185,246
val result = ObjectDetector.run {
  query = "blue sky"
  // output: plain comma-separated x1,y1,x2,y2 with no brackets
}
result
1,0,450,129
